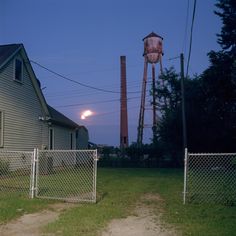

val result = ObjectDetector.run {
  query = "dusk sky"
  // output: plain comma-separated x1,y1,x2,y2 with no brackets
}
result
0,0,221,146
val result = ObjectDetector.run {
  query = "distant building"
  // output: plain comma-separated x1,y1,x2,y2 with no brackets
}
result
0,44,88,150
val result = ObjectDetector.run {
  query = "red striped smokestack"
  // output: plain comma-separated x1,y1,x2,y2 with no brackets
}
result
120,56,129,149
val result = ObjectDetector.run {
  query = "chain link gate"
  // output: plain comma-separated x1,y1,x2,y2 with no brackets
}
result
0,150,33,195
0,149,97,203
183,149,236,205
31,149,98,203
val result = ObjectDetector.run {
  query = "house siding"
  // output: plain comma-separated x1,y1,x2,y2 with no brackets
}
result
52,125,76,150
0,54,46,151
76,127,89,149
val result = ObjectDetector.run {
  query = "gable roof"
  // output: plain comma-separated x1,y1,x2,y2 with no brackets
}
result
0,44,50,117
0,43,80,130
47,105,79,129
0,44,22,69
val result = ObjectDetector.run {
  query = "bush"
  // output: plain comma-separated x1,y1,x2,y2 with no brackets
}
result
98,155,132,168
0,160,10,176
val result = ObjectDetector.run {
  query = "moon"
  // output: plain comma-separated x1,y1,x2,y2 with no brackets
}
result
81,110,93,120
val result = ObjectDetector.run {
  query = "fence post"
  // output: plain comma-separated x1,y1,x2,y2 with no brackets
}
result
93,149,98,203
30,148,37,198
183,148,188,204
35,148,39,197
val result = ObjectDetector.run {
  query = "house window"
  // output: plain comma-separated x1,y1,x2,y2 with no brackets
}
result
70,133,73,150
49,128,54,150
0,111,4,147
14,59,23,82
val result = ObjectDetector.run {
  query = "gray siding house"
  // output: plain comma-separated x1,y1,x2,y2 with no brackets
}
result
0,44,88,151
76,126,89,149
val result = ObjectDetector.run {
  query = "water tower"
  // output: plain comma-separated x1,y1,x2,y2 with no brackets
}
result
137,32,163,146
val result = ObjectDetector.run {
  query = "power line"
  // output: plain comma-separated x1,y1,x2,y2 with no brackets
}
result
55,96,140,108
89,105,140,118
30,60,120,94
186,0,197,78
43,82,142,98
31,60,142,94
182,0,190,54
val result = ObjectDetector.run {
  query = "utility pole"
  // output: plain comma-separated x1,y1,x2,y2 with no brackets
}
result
180,53,187,149
137,58,148,147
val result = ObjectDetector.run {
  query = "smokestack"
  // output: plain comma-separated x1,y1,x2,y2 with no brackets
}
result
120,56,129,149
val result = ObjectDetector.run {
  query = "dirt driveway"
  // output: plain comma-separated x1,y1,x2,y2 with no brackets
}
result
0,194,178,236
102,205,176,236
0,203,73,236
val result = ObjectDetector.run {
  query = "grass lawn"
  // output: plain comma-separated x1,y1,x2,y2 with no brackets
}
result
187,169,236,204
0,192,53,223
1,168,236,235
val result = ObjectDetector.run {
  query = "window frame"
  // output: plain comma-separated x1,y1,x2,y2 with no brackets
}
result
49,128,54,150
70,132,73,150
14,58,23,83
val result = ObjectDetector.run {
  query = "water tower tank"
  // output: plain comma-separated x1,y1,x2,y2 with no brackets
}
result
143,32,163,64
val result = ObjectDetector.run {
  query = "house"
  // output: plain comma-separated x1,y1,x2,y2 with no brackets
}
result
0,44,88,151
76,126,89,149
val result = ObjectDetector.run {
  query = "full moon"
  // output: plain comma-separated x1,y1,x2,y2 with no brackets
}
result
81,110,93,120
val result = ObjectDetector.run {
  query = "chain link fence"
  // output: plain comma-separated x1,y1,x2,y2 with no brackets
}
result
0,150,33,195
184,149,236,205
0,149,98,203
35,150,97,203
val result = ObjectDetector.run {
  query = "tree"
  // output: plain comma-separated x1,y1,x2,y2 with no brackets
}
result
155,68,184,166
198,0,236,152
153,0,236,162
214,0,236,53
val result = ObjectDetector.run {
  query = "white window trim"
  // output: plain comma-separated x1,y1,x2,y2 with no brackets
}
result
13,58,23,83
0,111,4,148
49,128,54,150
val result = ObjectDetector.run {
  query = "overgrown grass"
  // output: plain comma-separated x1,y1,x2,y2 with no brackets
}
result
1,168,236,235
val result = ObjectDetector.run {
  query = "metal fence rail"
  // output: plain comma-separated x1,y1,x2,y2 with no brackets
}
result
0,150,33,195
35,150,97,203
184,149,236,205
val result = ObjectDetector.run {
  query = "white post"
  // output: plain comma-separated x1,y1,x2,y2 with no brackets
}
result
93,149,98,203
183,148,188,204
35,148,39,196
29,148,37,198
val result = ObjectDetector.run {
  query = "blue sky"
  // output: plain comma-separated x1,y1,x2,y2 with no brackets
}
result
1,0,221,146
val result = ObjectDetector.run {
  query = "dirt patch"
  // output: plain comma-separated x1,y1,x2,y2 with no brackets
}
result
0,203,76,236
102,194,178,236
141,193,164,202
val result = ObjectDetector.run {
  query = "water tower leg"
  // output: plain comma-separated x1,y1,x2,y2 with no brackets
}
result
137,59,148,147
